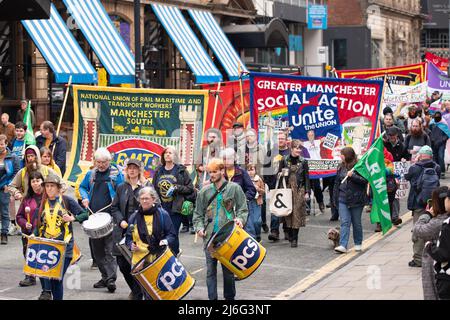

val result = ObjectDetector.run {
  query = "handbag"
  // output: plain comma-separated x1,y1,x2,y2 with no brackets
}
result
268,173,293,217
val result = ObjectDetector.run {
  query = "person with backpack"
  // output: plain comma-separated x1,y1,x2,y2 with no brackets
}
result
405,145,441,268
79,147,124,293
152,146,195,257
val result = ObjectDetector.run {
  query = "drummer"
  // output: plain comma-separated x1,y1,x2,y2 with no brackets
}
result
111,159,151,300
193,158,248,300
33,173,88,300
125,186,176,299
15,171,44,289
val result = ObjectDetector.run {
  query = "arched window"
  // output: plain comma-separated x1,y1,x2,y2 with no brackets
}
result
109,15,131,49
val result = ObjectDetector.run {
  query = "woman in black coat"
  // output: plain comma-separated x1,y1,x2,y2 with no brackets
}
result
333,147,368,254
111,159,151,300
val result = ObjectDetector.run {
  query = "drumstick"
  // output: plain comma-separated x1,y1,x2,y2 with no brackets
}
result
194,233,198,243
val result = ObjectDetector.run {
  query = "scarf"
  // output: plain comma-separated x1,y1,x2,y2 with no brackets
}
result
135,205,165,256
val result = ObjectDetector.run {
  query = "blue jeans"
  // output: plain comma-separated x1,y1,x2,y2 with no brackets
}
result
205,247,235,300
338,202,364,248
169,213,182,255
244,200,262,239
40,257,71,300
0,190,10,235
270,215,279,232
433,144,446,175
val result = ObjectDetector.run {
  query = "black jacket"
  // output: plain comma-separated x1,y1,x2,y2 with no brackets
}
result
153,164,195,214
110,181,151,256
429,123,449,150
333,165,368,208
384,139,408,162
405,159,441,210
36,133,67,176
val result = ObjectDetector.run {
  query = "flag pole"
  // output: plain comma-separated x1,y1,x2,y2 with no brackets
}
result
55,75,73,138
238,62,246,129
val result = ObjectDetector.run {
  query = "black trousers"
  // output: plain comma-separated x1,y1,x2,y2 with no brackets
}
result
116,255,143,297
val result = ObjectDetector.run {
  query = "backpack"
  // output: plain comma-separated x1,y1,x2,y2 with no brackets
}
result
416,164,440,206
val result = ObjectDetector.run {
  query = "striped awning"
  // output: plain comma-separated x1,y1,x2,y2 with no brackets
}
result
21,4,97,84
63,0,135,84
188,9,248,81
151,3,222,84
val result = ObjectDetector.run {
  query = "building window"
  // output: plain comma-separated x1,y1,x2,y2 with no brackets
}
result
332,39,347,70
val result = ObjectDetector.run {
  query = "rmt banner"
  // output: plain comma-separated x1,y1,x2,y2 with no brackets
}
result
250,73,384,178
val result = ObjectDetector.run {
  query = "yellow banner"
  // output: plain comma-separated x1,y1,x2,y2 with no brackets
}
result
23,237,67,280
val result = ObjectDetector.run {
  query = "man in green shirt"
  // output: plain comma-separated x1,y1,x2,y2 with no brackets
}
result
193,158,248,300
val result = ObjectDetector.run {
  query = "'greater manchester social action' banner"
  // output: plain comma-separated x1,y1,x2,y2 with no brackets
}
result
65,86,208,185
250,73,384,178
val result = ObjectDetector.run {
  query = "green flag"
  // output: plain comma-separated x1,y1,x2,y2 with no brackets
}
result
23,101,36,145
353,136,392,234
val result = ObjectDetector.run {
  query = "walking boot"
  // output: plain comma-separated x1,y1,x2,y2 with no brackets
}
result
291,229,299,248
19,275,36,287
284,228,291,241
1,233,7,245
268,230,279,241
319,202,325,213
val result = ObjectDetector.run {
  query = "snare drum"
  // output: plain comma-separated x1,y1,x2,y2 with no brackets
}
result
81,212,114,239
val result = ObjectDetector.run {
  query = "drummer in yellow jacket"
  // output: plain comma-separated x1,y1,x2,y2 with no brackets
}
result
193,158,248,301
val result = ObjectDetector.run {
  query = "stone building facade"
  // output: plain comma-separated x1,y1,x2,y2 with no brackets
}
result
325,0,424,69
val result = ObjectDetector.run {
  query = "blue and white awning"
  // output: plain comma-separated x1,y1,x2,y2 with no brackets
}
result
63,0,135,84
21,4,97,84
188,9,248,81
152,3,222,84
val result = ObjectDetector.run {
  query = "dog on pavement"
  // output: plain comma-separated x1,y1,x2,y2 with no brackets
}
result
327,227,340,248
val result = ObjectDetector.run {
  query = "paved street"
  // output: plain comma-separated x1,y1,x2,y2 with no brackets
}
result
0,185,420,300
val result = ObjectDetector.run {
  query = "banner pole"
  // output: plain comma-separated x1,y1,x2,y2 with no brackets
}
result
238,62,246,129
375,74,388,139
56,76,73,138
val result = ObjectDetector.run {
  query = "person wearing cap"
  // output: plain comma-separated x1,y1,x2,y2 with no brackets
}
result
429,111,449,178
383,127,408,162
405,144,441,268
404,118,431,161
16,100,35,129
79,147,124,293
382,107,406,135
34,173,88,300
111,158,151,300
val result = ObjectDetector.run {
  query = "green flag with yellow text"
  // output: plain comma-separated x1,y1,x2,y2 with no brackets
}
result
23,101,35,145
353,136,392,234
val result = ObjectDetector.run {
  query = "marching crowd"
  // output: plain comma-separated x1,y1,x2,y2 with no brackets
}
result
0,98,449,301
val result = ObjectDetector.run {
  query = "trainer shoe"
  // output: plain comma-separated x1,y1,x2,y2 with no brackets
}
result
180,225,189,233
334,246,347,254
176,249,183,259
408,260,421,268
354,245,362,252
268,231,279,242
90,261,98,270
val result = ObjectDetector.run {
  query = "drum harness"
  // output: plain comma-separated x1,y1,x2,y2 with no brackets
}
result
204,181,229,237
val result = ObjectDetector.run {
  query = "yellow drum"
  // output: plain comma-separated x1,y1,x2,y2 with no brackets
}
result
130,246,195,300
23,237,67,280
207,221,266,280
70,243,82,265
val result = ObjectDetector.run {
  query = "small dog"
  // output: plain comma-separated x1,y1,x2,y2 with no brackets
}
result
327,228,340,248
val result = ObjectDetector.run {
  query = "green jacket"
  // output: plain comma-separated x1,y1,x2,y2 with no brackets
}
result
193,181,248,241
